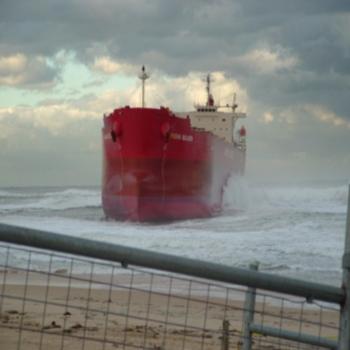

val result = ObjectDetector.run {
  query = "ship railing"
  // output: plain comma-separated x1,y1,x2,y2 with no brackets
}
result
0,188,349,349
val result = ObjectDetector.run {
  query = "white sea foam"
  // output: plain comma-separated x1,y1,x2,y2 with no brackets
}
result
223,176,347,214
0,190,34,198
0,188,101,211
0,182,348,284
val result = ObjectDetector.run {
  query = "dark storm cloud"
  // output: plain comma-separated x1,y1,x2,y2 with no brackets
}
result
0,0,187,56
0,1,348,64
0,0,349,117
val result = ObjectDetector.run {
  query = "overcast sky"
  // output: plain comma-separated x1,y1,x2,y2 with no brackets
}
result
0,0,349,186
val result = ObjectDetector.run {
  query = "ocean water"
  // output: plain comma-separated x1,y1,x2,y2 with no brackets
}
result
0,178,348,286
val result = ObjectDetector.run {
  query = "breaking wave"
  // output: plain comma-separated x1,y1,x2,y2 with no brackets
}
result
0,190,34,198
0,182,347,285
223,176,347,214
0,188,101,212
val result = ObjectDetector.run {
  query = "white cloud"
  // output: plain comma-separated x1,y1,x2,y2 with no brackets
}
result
0,104,99,137
0,70,248,140
236,47,298,74
0,54,28,85
92,56,137,75
140,71,248,112
257,104,350,129
0,53,27,73
0,53,57,88
82,69,249,113
303,104,350,129
262,112,274,123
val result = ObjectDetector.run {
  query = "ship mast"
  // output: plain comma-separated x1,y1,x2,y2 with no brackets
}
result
205,74,214,107
139,65,149,108
232,92,238,112
206,74,210,103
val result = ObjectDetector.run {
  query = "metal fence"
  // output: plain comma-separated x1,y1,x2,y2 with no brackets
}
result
0,187,349,349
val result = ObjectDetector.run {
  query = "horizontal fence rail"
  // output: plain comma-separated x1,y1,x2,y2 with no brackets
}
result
0,241,341,350
0,223,344,305
249,324,338,349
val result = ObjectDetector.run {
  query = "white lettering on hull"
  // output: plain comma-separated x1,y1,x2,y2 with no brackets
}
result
170,133,194,142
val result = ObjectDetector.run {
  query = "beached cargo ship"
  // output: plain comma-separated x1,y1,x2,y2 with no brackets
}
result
102,67,247,221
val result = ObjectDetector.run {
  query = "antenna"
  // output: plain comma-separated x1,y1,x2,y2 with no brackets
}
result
138,65,149,108
204,74,215,107
232,93,238,112
206,74,211,99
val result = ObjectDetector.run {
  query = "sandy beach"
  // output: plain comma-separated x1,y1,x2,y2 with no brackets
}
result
0,268,340,350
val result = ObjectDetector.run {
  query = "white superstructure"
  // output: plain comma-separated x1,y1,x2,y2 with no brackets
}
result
180,74,247,145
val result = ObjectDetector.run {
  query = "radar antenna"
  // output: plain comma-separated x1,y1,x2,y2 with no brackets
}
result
138,65,149,108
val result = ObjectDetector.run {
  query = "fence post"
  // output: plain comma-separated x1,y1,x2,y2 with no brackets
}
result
242,261,259,350
221,319,230,350
339,185,350,349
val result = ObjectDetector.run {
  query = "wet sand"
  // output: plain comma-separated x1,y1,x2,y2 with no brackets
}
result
0,269,340,349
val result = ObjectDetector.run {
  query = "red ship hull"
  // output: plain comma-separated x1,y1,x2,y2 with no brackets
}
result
102,107,245,221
